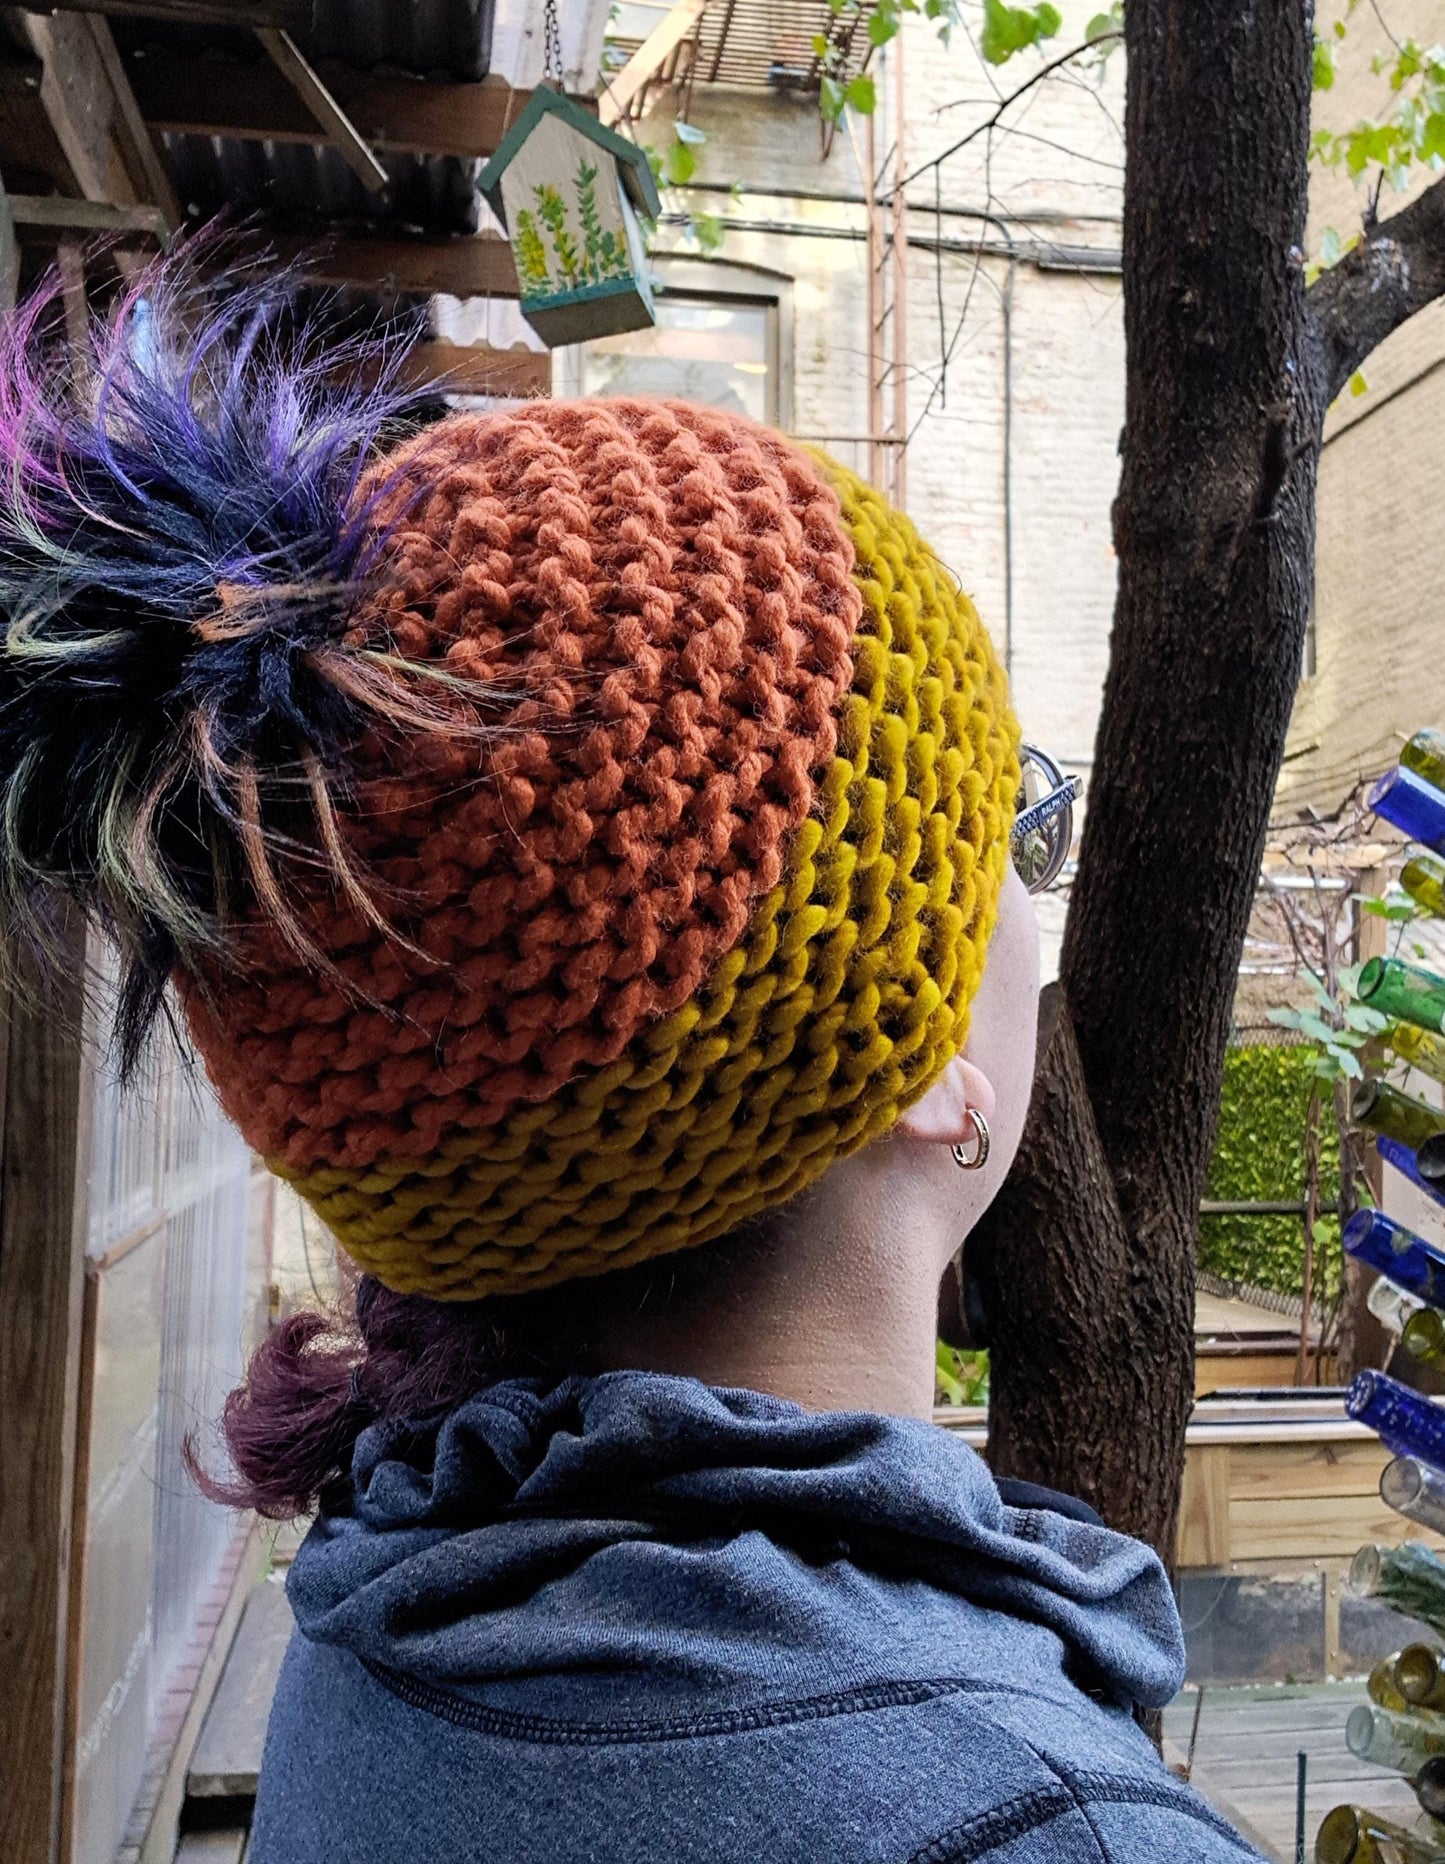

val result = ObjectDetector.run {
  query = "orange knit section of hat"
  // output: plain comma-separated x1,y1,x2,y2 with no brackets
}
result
183,399,861,1174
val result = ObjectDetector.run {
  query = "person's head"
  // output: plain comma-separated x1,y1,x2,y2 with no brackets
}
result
0,250,1057,1514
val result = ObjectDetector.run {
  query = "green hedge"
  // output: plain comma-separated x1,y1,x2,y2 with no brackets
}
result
1198,1043,1341,1300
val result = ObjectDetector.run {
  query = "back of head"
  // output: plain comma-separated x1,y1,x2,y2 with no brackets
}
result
0,246,1018,1504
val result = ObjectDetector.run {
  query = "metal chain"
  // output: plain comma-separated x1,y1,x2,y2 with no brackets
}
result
543,0,563,85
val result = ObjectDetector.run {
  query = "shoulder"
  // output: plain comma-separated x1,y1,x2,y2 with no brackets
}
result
910,1765,1262,1862
894,1682,1264,1863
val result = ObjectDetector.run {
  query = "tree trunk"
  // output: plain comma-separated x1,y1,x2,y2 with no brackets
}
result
972,0,1322,1560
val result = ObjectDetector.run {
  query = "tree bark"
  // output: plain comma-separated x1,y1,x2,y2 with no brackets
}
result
970,6,1445,1565
1307,171,1445,401
973,0,1322,1561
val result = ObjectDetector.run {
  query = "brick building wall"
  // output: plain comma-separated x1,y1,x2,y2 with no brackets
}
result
1278,0,1445,814
639,0,1441,850
642,2,1125,969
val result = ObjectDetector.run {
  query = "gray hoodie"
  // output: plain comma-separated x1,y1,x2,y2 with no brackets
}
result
252,1372,1262,1862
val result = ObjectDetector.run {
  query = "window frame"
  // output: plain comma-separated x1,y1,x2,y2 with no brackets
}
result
555,255,794,431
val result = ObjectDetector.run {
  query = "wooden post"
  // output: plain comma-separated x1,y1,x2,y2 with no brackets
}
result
0,931,90,1864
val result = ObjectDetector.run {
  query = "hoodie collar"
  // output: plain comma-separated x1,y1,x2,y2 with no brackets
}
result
287,1371,1184,1712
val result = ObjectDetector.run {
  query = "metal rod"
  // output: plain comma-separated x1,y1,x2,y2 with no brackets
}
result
1294,1749,1307,1864
1200,1199,1310,1216
1185,1685,1205,1782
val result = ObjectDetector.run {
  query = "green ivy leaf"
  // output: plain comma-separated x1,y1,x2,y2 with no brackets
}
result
845,71,878,113
980,0,1061,65
1343,1003,1390,1033
868,6,900,45
1314,35,1336,90
664,138,697,185
1267,1006,1307,1029
689,211,725,253
820,73,846,122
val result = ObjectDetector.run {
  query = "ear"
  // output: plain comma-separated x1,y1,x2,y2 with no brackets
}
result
894,1050,997,1144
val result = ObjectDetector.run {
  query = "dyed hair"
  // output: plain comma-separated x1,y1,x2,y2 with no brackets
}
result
0,241,494,1068
199,1223,775,1520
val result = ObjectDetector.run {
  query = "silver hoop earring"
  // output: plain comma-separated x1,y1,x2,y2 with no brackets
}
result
951,1110,990,1172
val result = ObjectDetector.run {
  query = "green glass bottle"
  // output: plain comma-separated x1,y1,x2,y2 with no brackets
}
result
1403,731,1445,794
1391,1023,1445,1089
1405,855,1445,921
1353,1080,1445,1152
1360,957,1445,1036
1316,1803,1445,1863
1369,1652,1413,1711
1346,1702,1445,1774
1406,1309,1445,1371
1351,1544,1445,1641
1399,1644,1445,1711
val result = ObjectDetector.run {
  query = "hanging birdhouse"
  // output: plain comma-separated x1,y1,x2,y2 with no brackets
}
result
479,85,662,349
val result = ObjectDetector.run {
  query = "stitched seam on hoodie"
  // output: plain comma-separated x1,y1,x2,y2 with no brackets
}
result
909,1771,1256,1862
359,1663,1031,1745
1062,1769,1254,1849
909,1786,1080,1863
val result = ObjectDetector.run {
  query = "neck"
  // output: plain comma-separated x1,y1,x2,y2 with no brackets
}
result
585,1166,953,1422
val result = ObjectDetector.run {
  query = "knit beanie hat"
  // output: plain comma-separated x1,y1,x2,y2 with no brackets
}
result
0,264,1018,1300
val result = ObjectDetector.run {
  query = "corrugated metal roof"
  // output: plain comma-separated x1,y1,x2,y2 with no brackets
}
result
163,136,482,237
112,0,497,239
309,0,493,79
113,0,496,82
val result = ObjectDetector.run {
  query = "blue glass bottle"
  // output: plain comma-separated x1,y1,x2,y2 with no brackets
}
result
1348,1368,1445,1468
1344,1208,1445,1306
1370,764,1445,852
1377,1136,1445,1211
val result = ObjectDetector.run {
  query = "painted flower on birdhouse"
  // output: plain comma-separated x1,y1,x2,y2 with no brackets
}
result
479,85,662,349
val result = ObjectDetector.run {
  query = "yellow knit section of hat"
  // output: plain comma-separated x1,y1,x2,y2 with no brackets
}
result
271,460,1019,1300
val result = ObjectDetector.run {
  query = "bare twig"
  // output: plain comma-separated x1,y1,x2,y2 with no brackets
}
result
902,31,1121,189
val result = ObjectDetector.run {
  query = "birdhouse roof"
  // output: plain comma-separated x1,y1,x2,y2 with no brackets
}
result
478,85,662,224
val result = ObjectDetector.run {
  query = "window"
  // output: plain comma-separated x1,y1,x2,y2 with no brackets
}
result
559,258,792,429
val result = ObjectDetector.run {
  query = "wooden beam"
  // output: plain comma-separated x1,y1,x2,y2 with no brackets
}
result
7,194,168,241
79,15,181,230
45,0,307,25
268,231,519,298
3,13,177,227
253,28,388,193
0,177,18,313
0,55,79,198
23,10,134,203
124,54,532,160
0,930,89,1864
403,340,550,397
599,0,707,125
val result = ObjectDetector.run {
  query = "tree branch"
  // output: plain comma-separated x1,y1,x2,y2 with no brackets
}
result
1308,169,1445,403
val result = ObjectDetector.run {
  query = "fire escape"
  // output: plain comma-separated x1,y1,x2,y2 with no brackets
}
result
602,0,909,503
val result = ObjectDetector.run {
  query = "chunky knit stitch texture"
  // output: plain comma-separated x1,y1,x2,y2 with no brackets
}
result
183,400,1018,1298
